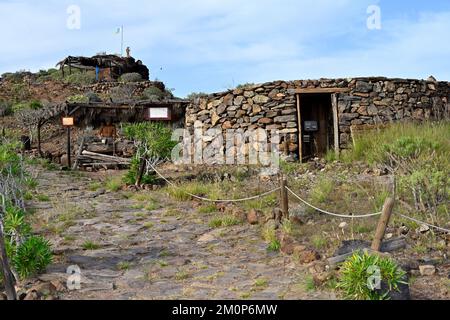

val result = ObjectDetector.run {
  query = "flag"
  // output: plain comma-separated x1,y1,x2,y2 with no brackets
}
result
115,27,122,35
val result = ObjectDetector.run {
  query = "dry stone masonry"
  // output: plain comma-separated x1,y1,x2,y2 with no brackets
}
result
186,77,449,158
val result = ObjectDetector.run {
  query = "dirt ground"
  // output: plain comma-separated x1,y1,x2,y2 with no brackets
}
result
21,164,449,300
25,166,339,300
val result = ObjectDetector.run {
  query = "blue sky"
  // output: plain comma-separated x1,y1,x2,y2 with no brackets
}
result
0,0,449,97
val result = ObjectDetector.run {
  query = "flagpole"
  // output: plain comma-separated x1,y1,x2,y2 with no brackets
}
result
121,25,124,57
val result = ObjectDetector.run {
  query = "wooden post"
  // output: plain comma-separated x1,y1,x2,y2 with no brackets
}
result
135,156,147,187
296,94,303,162
332,93,340,157
0,222,17,300
279,175,289,220
67,127,72,169
371,197,395,252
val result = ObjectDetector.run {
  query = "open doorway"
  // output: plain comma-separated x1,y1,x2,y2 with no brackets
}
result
298,93,335,161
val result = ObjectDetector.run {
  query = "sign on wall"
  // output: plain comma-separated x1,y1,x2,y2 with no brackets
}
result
148,107,171,120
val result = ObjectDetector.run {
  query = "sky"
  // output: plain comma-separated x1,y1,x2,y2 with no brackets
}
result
0,0,449,97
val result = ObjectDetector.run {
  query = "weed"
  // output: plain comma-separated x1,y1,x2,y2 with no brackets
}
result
117,262,132,271
175,270,190,281
209,215,241,228
82,241,101,250
198,204,218,214
36,194,50,202
267,239,281,252
311,234,327,250
143,222,154,229
337,251,406,300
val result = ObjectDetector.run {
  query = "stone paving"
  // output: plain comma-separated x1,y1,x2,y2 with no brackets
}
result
28,167,335,300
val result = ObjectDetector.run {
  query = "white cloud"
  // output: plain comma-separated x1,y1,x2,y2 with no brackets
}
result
0,0,448,96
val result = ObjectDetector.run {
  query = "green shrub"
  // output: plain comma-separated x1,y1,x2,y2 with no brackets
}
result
85,92,102,103
186,92,208,100
12,236,53,279
337,251,406,300
0,99,13,116
67,94,89,103
119,73,143,83
3,206,32,237
64,72,96,85
123,123,177,184
142,87,165,100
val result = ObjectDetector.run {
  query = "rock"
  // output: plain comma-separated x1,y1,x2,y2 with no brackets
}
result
234,96,245,106
419,224,430,234
23,291,39,300
355,81,373,93
280,234,295,255
385,233,393,240
222,121,232,130
292,245,307,257
253,95,270,104
297,249,321,264
0,292,7,300
32,282,57,297
274,115,297,123
244,91,255,98
217,104,227,115
419,265,436,276
258,118,273,125
247,209,260,225
211,112,220,126
339,222,348,229
367,105,378,116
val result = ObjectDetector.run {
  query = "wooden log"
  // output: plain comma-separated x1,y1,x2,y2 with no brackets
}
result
81,151,131,164
327,238,406,266
372,198,395,252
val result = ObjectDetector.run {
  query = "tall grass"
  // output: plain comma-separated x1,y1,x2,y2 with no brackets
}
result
341,121,449,165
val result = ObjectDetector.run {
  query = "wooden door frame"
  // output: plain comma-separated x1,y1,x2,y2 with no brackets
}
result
295,91,345,162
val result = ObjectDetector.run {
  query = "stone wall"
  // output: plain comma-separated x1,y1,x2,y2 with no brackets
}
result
186,77,449,157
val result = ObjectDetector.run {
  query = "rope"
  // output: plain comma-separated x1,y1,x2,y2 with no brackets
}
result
285,186,382,219
398,214,450,233
150,164,280,203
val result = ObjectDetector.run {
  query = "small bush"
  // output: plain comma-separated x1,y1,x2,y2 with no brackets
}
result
67,94,89,103
64,72,96,85
13,236,53,279
142,87,165,100
0,99,13,116
106,176,123,192
186,92,208,100
82,241,101,250
85,92,102,103
119,73,143,83
267,239,281,252
337,251,406,300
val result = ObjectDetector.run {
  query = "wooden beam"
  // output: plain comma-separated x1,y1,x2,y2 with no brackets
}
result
332,93,340,156
296,94,303,162
293,88,350,94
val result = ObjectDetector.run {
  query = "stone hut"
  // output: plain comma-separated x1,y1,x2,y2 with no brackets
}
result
186,77,449,162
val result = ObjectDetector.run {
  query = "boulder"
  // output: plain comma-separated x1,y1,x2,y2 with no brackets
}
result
247,209,260,225
419,265,436,276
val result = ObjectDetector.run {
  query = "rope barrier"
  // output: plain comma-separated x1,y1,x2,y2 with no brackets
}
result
285,186,383,219
150,164,449,233
398,214,450,234
150,164,280,203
